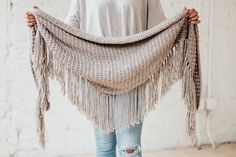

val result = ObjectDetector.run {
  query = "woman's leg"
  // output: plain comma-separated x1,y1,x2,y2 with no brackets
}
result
93,125,117,157
116,120,143,157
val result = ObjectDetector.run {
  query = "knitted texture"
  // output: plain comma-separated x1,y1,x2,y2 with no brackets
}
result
30,6,202,149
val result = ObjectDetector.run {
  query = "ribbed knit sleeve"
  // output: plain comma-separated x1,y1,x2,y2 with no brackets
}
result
147,0,166,29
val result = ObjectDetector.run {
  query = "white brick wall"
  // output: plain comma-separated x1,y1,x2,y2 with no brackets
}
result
0,0,235,156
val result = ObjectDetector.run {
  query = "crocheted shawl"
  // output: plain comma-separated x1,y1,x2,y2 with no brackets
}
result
30,7,202,149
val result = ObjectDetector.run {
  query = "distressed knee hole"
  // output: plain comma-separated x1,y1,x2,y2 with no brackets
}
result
125,148,135,153
120,145,142,156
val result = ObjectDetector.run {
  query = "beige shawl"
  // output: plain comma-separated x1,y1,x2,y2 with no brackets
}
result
30,7,202,149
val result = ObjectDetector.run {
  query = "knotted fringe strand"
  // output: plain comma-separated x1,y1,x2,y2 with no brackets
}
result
181,23,198,146
182,67,197,146
30,25,51,149
30,17,199,148
159,21,199,146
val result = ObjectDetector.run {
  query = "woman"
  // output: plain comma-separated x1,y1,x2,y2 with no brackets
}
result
25,0,200,156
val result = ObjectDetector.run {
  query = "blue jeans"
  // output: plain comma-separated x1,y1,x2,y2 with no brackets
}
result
92,121,143,157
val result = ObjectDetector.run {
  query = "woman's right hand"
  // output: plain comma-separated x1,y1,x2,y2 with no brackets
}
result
25,10,36,27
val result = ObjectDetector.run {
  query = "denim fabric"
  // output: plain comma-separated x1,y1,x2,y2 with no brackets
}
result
93,121,143,157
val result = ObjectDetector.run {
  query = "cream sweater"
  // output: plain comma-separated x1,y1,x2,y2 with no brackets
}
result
64,0,166,37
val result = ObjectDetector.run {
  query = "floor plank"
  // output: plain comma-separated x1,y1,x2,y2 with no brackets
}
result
146,143,236,157
70,143,236,157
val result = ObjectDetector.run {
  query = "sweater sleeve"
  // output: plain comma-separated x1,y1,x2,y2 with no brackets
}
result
64,0,80,29
147,0,166,29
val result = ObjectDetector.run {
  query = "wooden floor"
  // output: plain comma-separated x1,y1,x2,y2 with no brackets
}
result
146,142,236,157
78,142,236,157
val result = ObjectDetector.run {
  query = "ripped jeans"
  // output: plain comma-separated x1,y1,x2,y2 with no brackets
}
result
92,121,143,157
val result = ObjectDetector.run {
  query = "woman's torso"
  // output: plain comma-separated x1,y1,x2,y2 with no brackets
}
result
77,0,148,37
64,0,166,126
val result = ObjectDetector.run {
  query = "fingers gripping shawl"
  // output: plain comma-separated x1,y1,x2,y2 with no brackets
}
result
30,7,202,149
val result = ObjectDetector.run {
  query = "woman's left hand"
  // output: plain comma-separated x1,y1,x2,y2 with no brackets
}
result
184,7,201,24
